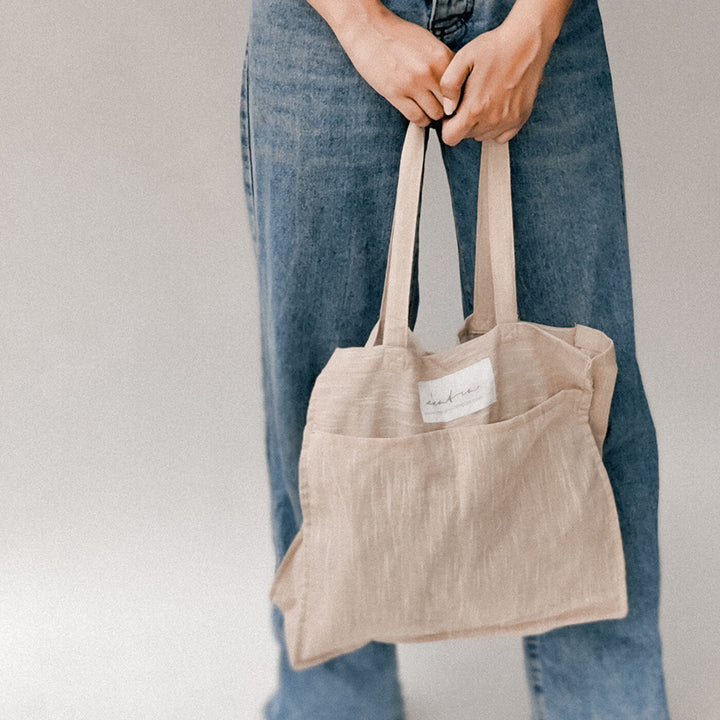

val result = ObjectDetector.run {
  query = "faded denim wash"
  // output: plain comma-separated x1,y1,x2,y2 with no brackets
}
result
240,0,671,717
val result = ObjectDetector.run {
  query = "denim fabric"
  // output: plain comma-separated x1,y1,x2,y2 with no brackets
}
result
240,0,671,717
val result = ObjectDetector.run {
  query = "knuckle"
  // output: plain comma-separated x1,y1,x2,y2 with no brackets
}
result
411,109,430,126
468,99,487,118
431,45,452,68
411,56,432,79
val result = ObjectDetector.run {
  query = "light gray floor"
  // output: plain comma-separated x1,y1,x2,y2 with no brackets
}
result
1,1,718,718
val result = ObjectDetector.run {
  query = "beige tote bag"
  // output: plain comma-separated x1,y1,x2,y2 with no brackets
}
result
270,122,628,671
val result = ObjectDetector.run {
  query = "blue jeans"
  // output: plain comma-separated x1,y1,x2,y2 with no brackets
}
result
240,0,671,717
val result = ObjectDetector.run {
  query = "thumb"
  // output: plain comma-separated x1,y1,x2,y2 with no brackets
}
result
440,51,473,116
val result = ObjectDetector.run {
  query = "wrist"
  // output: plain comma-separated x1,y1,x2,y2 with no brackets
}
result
503,0,573,51
312,0,389,43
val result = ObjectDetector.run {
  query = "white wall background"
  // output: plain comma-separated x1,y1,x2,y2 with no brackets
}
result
1,0,718,718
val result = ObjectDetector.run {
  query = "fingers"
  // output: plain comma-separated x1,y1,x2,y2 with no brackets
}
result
442,110,524,145
396,97,436,127
437,27,544,145
417,90,446,122
391,85,445,126
440,77,532,145
374,16,454,127
439,50,472,118
398,59,454,126
407,44,455,124
398,53,468,128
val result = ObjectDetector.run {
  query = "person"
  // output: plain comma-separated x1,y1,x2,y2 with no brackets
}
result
240,0,671,717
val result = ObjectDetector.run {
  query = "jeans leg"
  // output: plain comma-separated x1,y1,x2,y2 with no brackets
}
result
240,1,431,717
438,0,671,717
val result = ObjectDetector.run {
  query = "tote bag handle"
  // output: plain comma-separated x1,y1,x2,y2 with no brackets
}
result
376,122,519,347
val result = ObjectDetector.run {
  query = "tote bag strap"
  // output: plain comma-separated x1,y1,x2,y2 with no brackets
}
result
467,136,519,336
376,123,428,347
376,122,518,347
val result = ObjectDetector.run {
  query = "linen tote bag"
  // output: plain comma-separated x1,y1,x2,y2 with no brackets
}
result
270,122,628,671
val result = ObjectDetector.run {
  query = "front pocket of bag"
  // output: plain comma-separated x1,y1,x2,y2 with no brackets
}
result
295,387,625,658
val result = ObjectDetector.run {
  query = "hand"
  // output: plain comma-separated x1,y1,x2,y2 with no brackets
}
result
439,18,556,145
333,5,455,126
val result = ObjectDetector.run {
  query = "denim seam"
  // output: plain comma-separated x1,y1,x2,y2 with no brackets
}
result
525,634,548,720
240,41,261,260
426,0,438,31
296,444,312,666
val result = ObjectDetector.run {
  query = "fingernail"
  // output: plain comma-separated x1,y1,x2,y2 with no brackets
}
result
442,97,456,116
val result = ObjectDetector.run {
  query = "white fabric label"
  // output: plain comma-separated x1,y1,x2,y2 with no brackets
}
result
417,357,497,423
